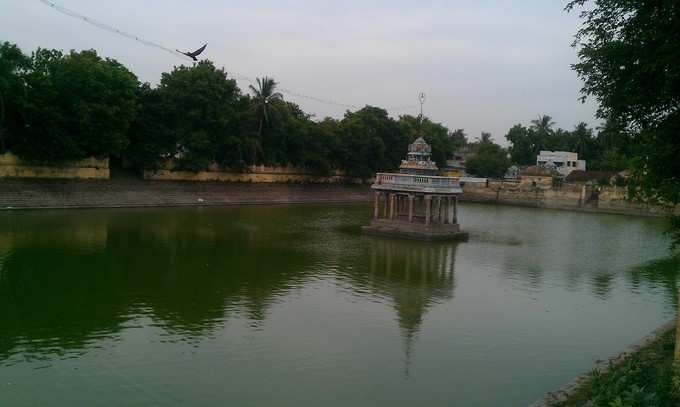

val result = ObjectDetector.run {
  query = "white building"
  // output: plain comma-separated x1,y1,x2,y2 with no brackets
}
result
536,151,586,176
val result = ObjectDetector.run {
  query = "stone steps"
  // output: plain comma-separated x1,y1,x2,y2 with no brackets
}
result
0,178,372,209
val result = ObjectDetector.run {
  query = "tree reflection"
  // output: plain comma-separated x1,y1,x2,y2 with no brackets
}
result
627,255,680,307
0,207,319,361
1,205,676,368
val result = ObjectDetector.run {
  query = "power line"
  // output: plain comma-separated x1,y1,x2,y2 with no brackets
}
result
36,0,419,115
38,0,190,60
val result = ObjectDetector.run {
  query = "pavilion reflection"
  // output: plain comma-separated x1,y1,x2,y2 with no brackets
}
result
344,237,458,373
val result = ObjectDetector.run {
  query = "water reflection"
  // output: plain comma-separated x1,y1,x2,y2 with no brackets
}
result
360,238,458,376
365,240,453,332
0,205,678,370
628,255,680,306
0,208,320,363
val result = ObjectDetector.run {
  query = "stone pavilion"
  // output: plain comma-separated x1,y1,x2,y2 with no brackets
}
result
362,137,468,241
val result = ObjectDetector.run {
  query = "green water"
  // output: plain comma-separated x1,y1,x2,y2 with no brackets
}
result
0,203,677,406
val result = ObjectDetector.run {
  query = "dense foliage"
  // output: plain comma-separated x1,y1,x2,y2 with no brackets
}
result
0,44,138,163
465,138,511,179
566,0,680,246
0,42,463,177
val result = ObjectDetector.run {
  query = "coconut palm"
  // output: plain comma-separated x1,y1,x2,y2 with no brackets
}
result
572,122,592,157
249,76,283,140
530,115,555,135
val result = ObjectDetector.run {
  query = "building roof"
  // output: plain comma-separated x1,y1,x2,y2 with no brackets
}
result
565,170,619,183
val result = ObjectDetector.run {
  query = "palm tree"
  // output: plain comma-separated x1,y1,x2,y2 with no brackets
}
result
573,122,591,157
249,76,283,141
530,115,556,136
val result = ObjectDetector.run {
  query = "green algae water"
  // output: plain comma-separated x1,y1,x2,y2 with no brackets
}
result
0,203,677,406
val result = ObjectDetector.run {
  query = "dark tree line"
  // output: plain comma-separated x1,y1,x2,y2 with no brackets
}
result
0,42,462,178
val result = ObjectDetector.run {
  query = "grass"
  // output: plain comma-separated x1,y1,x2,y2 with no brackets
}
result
552,328,680,407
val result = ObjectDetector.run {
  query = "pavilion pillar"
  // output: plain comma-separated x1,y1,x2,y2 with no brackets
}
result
425,195,432,225
408,195,414,223
447,196,454,224
389,193,396,220
439,196,445,223
383,192,389,218
453,196,458,224
432,196,438,223
437,196,446,223
373,192,380,219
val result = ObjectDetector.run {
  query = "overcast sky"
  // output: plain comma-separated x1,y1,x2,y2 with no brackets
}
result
1,0,598,145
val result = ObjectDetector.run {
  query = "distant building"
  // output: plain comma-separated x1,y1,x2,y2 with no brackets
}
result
536,151,586,176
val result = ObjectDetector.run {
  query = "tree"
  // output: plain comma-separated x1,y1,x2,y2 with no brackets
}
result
505,124,535,165
249,76,283,162
449,128,467,148
530,115,555,135
571,122,595,160
567,0,680,246
130,61,242,172
0,42,30,153
567,1,679,129
8,48,138,163
478,132,493,144
338,106,404,178
123,83,174,171
465,141,511,179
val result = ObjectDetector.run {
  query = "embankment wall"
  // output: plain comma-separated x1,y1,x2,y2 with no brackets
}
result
0,152,109,179
461,180,678,216
144,164,368,184
461,180,585,210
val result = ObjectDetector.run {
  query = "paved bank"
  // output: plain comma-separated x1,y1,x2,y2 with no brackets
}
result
0,178,372,209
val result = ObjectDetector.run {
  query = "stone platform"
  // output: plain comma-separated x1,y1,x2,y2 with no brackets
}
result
362,219,469,241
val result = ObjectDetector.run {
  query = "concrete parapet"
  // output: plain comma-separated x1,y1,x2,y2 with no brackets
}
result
0,152,109,179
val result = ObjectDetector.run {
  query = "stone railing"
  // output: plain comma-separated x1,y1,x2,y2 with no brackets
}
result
373,172,462,193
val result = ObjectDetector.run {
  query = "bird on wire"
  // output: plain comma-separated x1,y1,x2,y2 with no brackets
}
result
176,43,207,61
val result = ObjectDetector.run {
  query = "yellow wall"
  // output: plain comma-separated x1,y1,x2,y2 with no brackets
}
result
144,164,368,184
0,153,109,179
